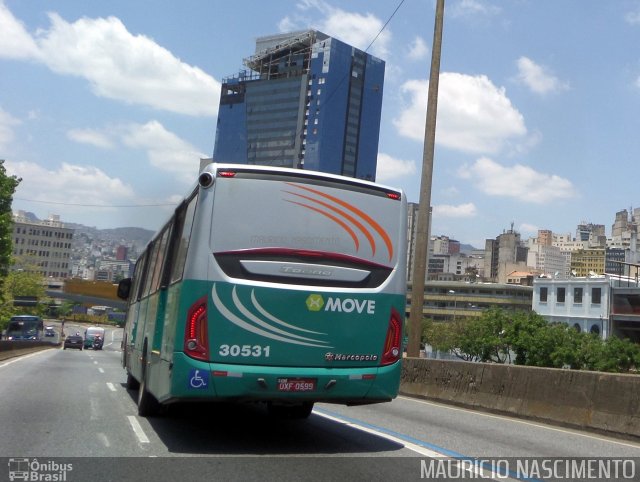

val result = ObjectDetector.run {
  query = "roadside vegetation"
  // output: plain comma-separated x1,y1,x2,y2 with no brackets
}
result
423,307,640,373
0,161,126,334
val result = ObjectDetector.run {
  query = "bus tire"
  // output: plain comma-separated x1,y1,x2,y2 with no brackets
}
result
126,372,140,391
137,351,160,417
267,402,314,420
121,334,128,368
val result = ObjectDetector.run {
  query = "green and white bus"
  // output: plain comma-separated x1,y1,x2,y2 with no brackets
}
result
118,163,407,418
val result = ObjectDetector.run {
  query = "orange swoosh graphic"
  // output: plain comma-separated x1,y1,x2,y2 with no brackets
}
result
286,183,394,261
284,200,360,251
283,190,376,256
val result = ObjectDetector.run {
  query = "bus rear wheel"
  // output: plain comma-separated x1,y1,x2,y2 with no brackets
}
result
137,355,161,417
126,372,139,390
267,402,314,420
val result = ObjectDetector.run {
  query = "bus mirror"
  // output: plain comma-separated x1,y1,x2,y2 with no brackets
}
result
117,278,132,300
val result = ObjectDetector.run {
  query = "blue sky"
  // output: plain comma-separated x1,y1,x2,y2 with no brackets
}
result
2,0,640,248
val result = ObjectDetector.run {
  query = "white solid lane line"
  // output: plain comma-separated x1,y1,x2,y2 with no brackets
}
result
398,395,640,450
127,415,150,444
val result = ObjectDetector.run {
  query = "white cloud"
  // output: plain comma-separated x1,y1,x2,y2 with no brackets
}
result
6,160,134,206
122,121,205,182
515,56,569,95
458,157,577,203
407,36,428,61
625,7,640,25
277,16,298,33
66,121,205,181
442,186,460,197
0,2,39,59
67,128,115,149
324,10,389,58
0,107,20,150
393,73,527,154
519,223,539,235
449,0,501,19
375,153,416,182
0,4,220,116
433,203,477,218
34,14,220,116
280,1,390,59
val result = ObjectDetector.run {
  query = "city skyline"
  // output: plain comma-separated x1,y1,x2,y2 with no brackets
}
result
3,1,640,246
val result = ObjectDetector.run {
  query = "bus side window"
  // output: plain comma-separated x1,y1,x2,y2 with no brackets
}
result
142,239,162,298
169,193,198,284
131,251,148,302
149,227,171,294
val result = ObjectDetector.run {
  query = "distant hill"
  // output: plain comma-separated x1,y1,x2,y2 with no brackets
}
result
100,227,155,246
459,243,480,254
68,223,154,248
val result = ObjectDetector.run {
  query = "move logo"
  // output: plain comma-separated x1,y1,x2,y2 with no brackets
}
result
306,294,324,311
306,294,375,314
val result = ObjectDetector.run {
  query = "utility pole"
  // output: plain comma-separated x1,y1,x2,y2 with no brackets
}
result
407,0,445,358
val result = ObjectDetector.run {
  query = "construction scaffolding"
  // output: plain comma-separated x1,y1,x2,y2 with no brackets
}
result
242,30,328,80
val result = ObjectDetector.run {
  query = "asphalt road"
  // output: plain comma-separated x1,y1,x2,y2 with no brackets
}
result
1,328,639,482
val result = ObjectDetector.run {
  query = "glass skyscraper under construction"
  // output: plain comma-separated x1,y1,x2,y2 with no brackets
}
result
213,30,385,181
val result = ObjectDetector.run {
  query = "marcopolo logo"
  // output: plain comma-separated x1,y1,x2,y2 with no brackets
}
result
306,294,375,314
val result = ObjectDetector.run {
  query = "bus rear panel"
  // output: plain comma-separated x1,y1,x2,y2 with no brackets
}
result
123,164,407,414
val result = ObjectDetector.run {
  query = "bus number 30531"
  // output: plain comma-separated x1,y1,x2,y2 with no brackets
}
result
218,344,271,358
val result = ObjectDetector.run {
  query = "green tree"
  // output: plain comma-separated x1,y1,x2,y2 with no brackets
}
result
501,310,549,365
57,300,77,318
589,336,640,373
0,270,46,330
423,306,640,373
425,319,479,361
0,160,20,280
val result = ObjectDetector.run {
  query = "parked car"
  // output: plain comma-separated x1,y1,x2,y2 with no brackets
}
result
63,335,83,350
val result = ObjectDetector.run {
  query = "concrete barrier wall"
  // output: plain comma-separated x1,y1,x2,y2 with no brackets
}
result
400,358,640,439
0,340,58,361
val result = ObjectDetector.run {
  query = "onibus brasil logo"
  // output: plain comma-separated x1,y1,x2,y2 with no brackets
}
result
8,458,73,481
305,294,375,314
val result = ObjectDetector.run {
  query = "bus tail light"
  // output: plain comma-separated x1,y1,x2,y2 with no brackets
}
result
184,296,209,361
381,308,402,366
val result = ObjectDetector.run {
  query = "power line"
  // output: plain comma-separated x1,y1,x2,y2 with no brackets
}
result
364,0,406,53
13,197,177,208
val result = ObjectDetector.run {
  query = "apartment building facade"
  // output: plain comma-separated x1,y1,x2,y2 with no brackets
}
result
11,212,73,279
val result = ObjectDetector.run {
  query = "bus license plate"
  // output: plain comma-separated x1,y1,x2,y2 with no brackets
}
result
277,378,316,392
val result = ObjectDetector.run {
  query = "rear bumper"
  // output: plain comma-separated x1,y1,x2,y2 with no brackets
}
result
165,352,401,405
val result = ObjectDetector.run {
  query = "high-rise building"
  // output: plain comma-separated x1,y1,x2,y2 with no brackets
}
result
570,248,606,277
406,202,432,282
576,222,606,246
213,30,385,180
537,229,553,246
11,212,73,279
116,245,128,261
527,243,567,278
612,210,630,238
484,227,529,283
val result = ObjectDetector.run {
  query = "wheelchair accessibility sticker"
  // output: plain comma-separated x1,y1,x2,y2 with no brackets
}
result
188,368,209,389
